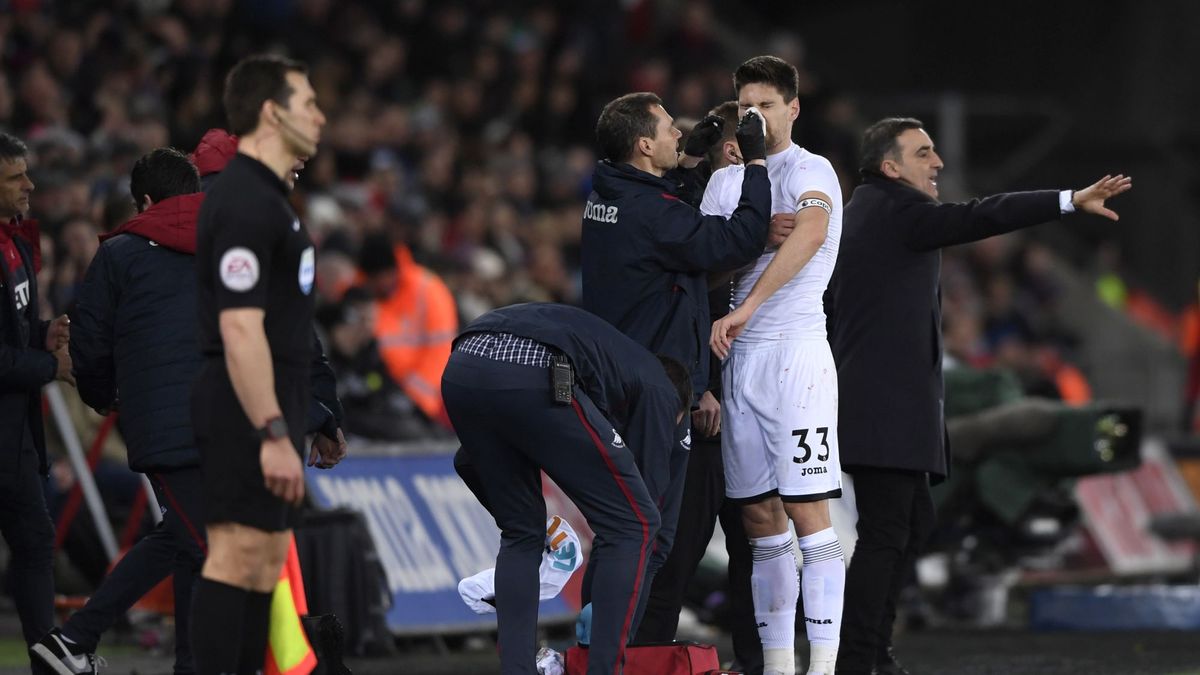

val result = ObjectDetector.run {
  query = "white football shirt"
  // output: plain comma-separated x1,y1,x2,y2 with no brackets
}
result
700,143,842,343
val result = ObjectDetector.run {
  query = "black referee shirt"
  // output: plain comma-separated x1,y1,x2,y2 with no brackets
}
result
196,154,315,370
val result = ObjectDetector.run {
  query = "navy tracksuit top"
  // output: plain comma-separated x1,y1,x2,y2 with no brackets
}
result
458,302,683,498
580,160,771,397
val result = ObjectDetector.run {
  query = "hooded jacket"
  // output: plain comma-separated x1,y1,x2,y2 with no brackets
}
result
0,217,54,474
190,128,240,188
581,160,770,397
71,195,205,471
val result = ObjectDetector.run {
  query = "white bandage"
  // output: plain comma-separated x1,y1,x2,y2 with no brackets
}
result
798,197,832,215
743,106,766,135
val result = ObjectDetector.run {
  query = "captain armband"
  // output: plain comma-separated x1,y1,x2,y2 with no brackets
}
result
797,197,832,215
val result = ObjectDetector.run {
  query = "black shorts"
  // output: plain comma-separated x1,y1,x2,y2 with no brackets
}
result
191,359,309,532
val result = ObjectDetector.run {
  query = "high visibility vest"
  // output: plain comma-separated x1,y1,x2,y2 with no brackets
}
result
265,536,316,675
374,245,457,424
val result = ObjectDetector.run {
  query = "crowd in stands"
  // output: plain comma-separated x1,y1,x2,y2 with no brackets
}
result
3,0,1185,453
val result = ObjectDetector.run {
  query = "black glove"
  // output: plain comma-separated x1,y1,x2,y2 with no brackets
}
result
683,114,724,158
736,108,767,163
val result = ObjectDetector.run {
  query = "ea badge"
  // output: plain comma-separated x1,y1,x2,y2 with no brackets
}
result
298,246,315,295
219,247,259,292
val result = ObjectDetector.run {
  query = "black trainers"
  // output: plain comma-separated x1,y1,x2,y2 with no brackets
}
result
30,628,101,675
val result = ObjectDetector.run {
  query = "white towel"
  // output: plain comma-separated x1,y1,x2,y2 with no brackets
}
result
458,515,583,614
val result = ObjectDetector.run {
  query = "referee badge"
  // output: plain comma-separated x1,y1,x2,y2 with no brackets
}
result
219,247,260,292
298,246,315,295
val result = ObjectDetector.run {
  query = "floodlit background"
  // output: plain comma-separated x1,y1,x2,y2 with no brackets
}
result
2,0,1199,673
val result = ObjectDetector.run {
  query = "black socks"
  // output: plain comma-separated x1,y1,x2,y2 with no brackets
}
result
190,577,249,675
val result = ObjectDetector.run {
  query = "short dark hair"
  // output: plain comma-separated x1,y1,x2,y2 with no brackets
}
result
733,56,799,102
656,355,693,416
706,100,740,165
130,148,200,211
859,117,925,174
358,232,398,275
595,92,663,163
223,54,308,136
710,100,740,139
0,132,29,164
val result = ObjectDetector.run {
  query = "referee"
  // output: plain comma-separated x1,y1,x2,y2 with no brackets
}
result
189,54,326,675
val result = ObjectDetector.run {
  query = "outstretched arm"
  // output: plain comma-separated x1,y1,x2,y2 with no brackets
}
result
904,174,1132,251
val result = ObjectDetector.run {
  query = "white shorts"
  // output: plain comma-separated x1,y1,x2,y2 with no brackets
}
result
721,339,842,502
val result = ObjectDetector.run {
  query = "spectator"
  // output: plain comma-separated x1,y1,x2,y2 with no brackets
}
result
359,232,457,427
317,287,448,441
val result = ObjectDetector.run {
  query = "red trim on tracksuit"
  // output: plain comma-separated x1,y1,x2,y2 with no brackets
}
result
153,473,208,555
571,400,649,675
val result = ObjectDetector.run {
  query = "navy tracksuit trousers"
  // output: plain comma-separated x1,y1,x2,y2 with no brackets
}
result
62,466,206,674
444,352,660,675
0,443,54,658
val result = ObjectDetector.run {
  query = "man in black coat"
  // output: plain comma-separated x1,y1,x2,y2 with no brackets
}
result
0,132,73,673
37,149,210,675
825,117,1130,674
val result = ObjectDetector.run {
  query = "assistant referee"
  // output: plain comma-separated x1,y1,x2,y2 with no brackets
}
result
189,54,327,675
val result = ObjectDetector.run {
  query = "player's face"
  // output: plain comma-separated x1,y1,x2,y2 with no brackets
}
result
887,128,943,199
278,71,326,159
645,104,682,173
737,82,798,155
0,157,34,220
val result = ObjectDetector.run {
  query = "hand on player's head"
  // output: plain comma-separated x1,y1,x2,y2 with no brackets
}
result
683,114,725,159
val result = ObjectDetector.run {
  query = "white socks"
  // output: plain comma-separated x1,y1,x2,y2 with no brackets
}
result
797,527,844,674
750,526,846,675
751,531,798,674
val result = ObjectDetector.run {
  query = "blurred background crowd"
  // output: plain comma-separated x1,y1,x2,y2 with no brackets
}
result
6,0,1195,450
3,0,1200,645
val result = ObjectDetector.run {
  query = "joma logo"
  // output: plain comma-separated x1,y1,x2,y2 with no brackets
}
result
583,200,619,224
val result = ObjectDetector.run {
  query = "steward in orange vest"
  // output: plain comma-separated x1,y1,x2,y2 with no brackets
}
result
359,235,457,427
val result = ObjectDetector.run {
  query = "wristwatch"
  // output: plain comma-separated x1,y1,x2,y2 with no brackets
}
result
255,416,289,441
